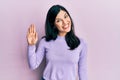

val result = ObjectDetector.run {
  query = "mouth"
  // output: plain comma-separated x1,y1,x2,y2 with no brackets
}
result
63,24,69,30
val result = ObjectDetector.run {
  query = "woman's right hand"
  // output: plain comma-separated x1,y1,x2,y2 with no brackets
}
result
27,24,38,45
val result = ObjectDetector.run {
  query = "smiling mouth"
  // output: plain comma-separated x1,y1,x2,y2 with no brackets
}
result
63,24,69,29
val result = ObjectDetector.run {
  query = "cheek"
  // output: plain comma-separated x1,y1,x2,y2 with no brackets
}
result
69,19,72,26
68,18,71,23
57,26,62,31
55,23,62,29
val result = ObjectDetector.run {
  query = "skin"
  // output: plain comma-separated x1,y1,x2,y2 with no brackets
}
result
27,24,38,45
54,10,71,36
27,10,71,45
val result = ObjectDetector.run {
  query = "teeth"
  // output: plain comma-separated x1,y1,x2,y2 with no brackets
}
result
64,25,69,29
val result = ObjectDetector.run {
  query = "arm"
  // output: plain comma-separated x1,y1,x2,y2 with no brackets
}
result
28,39,45,70
78,40,88,80
26,24,45,70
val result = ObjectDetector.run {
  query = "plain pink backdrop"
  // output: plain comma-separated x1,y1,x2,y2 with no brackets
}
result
0,0,120,80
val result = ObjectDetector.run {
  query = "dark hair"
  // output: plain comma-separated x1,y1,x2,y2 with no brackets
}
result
45,4,80,50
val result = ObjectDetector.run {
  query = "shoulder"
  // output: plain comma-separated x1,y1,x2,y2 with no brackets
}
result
77,37,88,56
40,37,46,41
38,37,46,45
78,37,87,48
39,36,52,45
37,37,48,48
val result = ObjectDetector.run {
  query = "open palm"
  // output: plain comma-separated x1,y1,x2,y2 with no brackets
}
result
27,24,38,45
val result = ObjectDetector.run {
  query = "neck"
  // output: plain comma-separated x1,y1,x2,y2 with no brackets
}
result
58,32,67,37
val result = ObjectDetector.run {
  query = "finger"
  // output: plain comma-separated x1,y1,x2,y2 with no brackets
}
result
27,29,31,37
35,32,38,39
26,32,29,40
32,24,35,33
27,31,30,36
33,25,36,33
31,24,34,33
29,24,32,33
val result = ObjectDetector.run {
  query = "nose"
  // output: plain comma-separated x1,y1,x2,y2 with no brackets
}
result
62,19,68,25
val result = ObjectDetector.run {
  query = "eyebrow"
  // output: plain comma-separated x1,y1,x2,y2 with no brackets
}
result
64,13,68,16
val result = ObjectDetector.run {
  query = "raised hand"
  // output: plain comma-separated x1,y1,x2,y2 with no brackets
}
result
27,24,38,45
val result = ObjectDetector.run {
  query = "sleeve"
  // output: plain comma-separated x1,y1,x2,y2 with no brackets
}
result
78,39,88,80
27,38,46,70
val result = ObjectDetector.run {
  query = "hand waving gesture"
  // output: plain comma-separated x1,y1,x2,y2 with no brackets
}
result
27,24,38,45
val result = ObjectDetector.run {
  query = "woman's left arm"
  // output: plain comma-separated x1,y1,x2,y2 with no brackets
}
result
78,40,88,80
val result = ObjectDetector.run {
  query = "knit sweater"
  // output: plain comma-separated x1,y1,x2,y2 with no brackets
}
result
28,36,87,80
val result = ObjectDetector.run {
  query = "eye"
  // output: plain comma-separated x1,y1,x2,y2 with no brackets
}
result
56,19,61,23
56,20,60,22
64,14,68,18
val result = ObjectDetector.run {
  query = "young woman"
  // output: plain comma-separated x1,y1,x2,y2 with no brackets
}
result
27,5,87,80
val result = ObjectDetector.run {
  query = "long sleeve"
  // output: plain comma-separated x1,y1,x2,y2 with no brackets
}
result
27,38,46,70
78,40,88,80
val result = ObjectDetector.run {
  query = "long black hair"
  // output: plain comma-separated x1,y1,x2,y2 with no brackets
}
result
45,5,80,50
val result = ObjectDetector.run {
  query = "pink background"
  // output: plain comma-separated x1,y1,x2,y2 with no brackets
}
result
0,0,120,80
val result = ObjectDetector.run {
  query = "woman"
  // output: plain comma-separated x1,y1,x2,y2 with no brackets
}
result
27,5,87,80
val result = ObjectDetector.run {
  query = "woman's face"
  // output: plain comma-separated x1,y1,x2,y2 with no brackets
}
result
54,10,71,36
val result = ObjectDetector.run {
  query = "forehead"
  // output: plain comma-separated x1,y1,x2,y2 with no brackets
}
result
56,10,67,18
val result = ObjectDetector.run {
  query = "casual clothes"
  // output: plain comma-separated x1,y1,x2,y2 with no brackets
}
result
28,36,87,80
